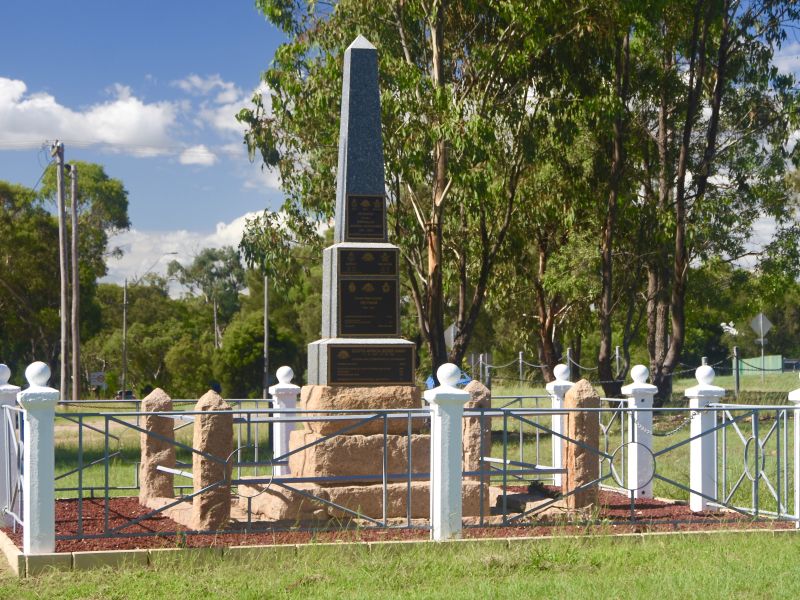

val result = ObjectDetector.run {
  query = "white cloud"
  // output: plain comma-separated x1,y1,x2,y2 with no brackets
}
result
102,211,261,291
173,74,268,136
221,142,246,158
0,77,178,155
774,42,800,76
197,81,270,136
173,74,240,104
243,164,281,190
179,144,217,166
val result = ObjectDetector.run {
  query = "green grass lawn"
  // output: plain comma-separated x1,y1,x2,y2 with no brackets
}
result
2,532,800,598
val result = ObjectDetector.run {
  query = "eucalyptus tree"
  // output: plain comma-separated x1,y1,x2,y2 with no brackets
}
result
624,0,800,399
238,0,605,373
167,246,246,348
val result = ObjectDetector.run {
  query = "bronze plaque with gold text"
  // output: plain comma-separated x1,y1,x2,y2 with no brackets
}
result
328,345,415,385
345,195,385,241
338,248,398,277
339,278,399,336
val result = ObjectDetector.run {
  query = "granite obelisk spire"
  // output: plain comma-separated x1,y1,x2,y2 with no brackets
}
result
333,35,386,244
307,36,415,386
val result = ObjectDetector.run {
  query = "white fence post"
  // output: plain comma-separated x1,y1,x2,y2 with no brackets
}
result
685,365,724,512
546,364,572,487
268,366,300,477
424,363,470,541
17,362,59,554
788,376,800,528
0,364,21,527
621,365,657,499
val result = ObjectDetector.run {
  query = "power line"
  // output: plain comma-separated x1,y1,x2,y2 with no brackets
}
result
0,138,226,155
30,159,54,193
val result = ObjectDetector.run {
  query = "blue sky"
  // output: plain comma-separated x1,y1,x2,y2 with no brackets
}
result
0,2,288,283
1,3,799,283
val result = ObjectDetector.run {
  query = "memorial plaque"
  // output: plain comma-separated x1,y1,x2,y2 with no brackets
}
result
339,278,399,336
345,195,385,241
339,248,397,277
328,344,415,385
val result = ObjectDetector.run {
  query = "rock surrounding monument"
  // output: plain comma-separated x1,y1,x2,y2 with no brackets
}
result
561,379,600,509
138,388,175,503
138,389,236,530
191,390,233,530
240,36,490,522
463,380,492,480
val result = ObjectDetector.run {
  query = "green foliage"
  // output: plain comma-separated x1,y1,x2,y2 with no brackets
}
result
168,246,246,325
214,309,299,398
0,181,60,381
0,164,130,385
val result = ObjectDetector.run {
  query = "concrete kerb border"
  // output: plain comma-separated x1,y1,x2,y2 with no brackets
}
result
1,526,796,577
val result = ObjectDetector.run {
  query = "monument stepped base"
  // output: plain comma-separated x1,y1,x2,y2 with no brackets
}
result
288,430,430,480
237,480,491,521
299,384,425,435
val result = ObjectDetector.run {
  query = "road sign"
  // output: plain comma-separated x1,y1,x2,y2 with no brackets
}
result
89,371,106,387
749,313,773,384
444,322,457,351
750,313,772,338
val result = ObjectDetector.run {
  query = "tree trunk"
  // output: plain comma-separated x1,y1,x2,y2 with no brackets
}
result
598,32,629,398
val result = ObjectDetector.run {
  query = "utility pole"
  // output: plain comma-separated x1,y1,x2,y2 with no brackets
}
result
69,164,80,401
51,141,68,400
263,274,269,400
213,297,220,349
122,278,128,399
263,274,272,449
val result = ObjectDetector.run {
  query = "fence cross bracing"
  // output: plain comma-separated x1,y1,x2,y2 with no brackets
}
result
5,404,798,543
2,405,23,530
4,361,800,553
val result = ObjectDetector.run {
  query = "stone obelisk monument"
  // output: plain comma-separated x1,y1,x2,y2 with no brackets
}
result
241,37,487,522
307,35,416,385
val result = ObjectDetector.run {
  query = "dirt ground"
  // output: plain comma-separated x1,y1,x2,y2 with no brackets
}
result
3,486,794,553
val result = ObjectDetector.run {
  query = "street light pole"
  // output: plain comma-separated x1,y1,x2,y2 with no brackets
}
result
263,274,272,450
121,278,128,399
69,164,80,401
120,252,178,398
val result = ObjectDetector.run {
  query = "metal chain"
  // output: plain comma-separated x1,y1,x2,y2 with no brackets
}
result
633,413,693,437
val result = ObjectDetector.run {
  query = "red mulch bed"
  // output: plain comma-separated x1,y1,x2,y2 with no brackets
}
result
3,487,794,553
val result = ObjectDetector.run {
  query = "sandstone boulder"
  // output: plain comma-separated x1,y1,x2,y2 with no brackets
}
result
239,482,330,522
237,479,489,521
463,380,492,479
191,390,233,530
300,384,426,435
138,388,175,504
288,430,429,481
562,379,600,509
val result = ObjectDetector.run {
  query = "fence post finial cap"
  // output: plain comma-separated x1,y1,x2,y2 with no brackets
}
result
437,363,461,387
0,364,9,386
553,363,569,381
276,366,294,384
25,361,51,388
631,364,649,383
695,364,715,386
